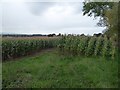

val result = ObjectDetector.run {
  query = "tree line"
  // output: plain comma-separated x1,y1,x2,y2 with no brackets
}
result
1,33,62,37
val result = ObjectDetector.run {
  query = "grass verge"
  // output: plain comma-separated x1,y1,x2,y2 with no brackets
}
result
2,49,118,88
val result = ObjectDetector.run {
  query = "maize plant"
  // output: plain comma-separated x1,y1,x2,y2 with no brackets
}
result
58,34,117,59
109,38,116,59
94,36,104,56
85,37,96,56
77,36,89,55
2,38,58,61
102,35,111,57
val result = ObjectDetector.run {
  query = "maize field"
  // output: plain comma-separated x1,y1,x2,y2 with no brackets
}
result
2,35,117,61
2,38,59,61
58,35,117,59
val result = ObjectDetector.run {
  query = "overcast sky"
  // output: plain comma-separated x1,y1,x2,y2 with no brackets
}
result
1,0,106,35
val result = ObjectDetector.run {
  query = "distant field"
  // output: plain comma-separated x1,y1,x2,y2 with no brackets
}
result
2,36,60,40
2,49,118,88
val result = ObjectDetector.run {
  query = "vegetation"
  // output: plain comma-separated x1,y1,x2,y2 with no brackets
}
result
58,35,116,59
82,1,119,38
2,1,119,88
104,2,118,37
2,38,59,61
2,34,117,61
1,33,61,37
2,49,118,88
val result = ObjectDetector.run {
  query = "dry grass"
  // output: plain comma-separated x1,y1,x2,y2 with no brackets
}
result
2,36,61,40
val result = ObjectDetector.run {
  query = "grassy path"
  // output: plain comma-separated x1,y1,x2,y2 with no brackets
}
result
2,48,118,88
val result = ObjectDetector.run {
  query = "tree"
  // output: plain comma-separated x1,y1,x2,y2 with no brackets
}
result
48,33,56,37
83,2,113,26
57,33,61,36
82,1,118,37
104,2,118,37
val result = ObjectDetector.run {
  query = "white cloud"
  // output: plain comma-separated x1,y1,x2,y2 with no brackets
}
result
0,3,2,33
1,0,85,3
2,2,105,35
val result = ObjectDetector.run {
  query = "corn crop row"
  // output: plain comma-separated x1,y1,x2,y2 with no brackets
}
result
58,35,116,59
2,39,58,61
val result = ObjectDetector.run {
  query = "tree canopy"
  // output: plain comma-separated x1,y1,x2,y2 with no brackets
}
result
82,1,119,37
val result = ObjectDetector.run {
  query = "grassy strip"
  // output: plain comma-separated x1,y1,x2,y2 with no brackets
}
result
2,49,118,88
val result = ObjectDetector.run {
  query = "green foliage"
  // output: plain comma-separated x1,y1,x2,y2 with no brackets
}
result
58,35,116,59
82,1,118,37
94,36,104,56
102,35,110,57
109,38,117,60
82,2,113,17
2,38,58,61
85,37,96,56
77,36,89,55
104,2,118,37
